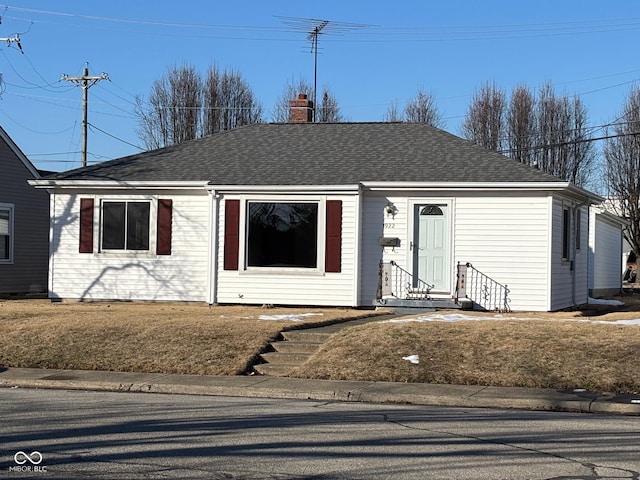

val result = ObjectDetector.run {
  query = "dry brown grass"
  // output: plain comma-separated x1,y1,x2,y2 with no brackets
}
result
291,295,640,393
2,295,640,393
0,300,378,375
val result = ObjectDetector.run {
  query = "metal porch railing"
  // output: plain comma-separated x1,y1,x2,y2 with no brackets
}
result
455,262,510,312
377,260,434,300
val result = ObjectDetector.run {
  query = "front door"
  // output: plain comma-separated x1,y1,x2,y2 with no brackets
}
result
413,204,450,292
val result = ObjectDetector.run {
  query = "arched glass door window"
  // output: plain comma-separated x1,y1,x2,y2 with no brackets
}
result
420,205,444,216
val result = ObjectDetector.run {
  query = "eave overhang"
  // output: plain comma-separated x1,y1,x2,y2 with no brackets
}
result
205,184,361,195
28,180,211,191
360,181,603,204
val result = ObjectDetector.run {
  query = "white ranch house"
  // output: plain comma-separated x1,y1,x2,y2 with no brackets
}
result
31,111,623,311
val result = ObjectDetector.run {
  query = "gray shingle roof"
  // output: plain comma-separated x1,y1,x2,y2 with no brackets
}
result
46,122,563,184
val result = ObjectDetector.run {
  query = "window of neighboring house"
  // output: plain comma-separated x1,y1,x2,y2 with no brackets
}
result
562,207,570,260
101,201,150,251
246,202,319,268
0,204,13,263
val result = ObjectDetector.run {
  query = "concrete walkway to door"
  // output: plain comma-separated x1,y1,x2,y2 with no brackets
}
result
253,315,390,376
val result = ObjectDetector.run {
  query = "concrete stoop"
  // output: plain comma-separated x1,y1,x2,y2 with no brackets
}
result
252,316,388,377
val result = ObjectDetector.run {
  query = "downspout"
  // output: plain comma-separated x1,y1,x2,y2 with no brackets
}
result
546,195,554,311
352,184,363,307
206,189,219,305
571,204,578,308
48,190,55,299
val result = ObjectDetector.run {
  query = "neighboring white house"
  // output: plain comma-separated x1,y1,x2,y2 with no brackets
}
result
31,101,612,311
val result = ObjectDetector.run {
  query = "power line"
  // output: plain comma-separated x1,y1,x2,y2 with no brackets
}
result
5,4,640,39
497,130,640,155
0,49,72,91
88,122,143,150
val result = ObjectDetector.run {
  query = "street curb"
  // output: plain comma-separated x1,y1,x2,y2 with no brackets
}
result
2,369,640,416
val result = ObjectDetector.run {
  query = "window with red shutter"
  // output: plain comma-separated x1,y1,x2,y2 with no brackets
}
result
224,199,240,270
79,198,94,253
156,199,172,255
224,199,342,273
325,200,342,273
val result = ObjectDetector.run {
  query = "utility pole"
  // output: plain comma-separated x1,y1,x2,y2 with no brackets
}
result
62,63,109,167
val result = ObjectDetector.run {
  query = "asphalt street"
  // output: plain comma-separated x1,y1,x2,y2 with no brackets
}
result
1,388,639,479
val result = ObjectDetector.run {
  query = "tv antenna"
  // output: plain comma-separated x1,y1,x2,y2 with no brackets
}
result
277,16,371,121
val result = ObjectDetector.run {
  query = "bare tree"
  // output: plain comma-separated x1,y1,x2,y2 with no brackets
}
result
534,83,595,186
535,82,568,178
604,85,640,260
461,81,594,187
506,85,536,166
135,80,170,151
461,82,506,151
565,96,596,186
136,63,261,149
136,63,202,150
316,87,343,123
272,77,343,122
383,99,402,122
272,77,312,122
202,66,263,135
404,89,444,127
382,90,443,126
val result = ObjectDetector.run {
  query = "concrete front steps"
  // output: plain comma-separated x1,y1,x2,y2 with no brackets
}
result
253,316,388,377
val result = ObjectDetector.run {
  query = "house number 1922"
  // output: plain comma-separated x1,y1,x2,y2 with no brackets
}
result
383,223,395,229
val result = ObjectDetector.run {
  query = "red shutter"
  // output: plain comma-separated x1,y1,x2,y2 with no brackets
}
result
325,200,342,273
224,199,240,270
79,198,94,253
156,199,173,255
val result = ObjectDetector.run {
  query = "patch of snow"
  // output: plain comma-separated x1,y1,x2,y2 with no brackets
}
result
588,297,625,306
385,313,536,323
258,313,324,322
589,319,640,326
402,355,420,364
384,312,640,326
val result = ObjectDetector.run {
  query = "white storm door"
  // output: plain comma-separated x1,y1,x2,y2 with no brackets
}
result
414,204,450,292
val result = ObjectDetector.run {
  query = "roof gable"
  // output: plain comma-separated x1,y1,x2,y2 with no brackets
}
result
0,125,40,179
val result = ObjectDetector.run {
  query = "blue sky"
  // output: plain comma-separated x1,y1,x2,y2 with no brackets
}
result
1,1,639,173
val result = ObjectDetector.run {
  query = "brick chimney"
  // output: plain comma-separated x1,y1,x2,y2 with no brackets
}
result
289,93,314,123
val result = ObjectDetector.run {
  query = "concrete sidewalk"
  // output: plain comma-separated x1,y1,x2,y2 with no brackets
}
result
1,367,639,415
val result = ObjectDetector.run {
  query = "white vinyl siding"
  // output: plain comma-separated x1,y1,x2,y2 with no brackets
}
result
216,194,358,306
550,197,589,310
574,204,590,306
589,210,624,296
361,191,553,311
49,192,209,301
359,194,409,305
454,193,551,312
